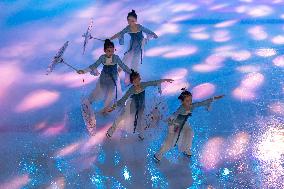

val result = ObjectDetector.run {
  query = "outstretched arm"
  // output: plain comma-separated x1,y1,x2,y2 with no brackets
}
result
110,27,128,45
192,95,225,110
77,55,103,74
140,25,158,39
116,56,131,74
107,87,134,112
143,79,174,88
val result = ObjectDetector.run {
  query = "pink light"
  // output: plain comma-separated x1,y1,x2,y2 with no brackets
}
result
34,72,96,88
162,68,188,80
271,35,284,44
161,68,189,95
255,48,276,57
236,5,248,13
189,27,206,33
200,137,225,170
0,63,23,100
15,90,60,112
81,124,110,153
0,174,30,189
236,65,261,73
192,54,225,72
247,5,273,17
190,32,210,40
55,141,81,158
226,132,250,160
163,46,198,58
34,121,47,131
232,73,264,100
192,83,215,100
232,87,256,100
162,80,190,95
169,14,194,23
231,50,251,61
145,46,172,57
214,45,235,53
213,30,231,42
269,102,284,116
47,177,66,189
0,42,36,59
192,64,222,72
170,3,198,12
214,20,238,28
273,55,284,67
209,3,229,11
241,72,264,89
247,26,268,40
42,120,67,137
155,23,180,37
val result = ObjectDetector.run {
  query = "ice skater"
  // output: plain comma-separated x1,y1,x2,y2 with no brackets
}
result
77,39,131,133
154,88,224,162
110,9,158,84
106,70,173,140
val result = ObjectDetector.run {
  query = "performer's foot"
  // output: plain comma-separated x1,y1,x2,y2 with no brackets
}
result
153,154,160,162
138,134,144,141
183,151,192,158
106,132,111,139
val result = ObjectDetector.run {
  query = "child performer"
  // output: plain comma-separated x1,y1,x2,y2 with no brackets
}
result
77,39,131,131
106,70,173,140
154,88,224,162
110,10,158,84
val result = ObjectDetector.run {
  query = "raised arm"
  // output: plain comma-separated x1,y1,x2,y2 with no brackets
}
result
116,55,131,74
110,26,128,45
139,25,158,39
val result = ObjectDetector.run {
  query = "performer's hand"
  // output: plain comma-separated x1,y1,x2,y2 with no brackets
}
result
77,70,85,74
118,67,122,73
164,79,174,83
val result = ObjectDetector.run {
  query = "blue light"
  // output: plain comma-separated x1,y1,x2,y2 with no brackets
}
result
123,166,131,181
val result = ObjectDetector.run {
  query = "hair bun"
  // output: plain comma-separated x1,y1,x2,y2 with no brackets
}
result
181,87,186,91
131,9,136,13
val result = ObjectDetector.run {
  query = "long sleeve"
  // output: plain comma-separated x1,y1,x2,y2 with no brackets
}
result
116,26,129,45
115,87,134,107
139,25,158,38
192,98,213,110
89,55,104,70
142,79,164,88
116,55,131,74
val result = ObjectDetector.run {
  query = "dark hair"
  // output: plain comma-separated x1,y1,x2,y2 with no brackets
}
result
104,39,114,50
130,69,140,83
127,9,137,19
178,88,192,101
